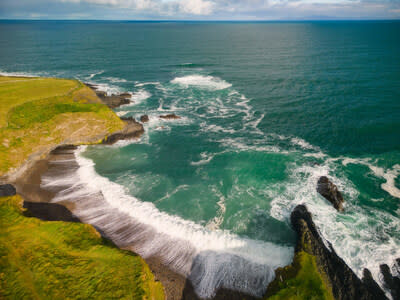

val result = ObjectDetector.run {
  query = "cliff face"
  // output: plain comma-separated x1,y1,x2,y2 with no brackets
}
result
290,205,388,300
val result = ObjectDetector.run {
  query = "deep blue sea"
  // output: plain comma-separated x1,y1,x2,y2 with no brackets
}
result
1,20,399,297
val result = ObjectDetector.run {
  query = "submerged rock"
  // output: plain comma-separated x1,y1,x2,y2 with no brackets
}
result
317,176,344,211
0,184,16,197
140,115,149,123
159,114,181,120
290,204,387,300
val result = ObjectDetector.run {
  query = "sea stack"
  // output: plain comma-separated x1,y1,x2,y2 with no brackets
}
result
317,176,344,211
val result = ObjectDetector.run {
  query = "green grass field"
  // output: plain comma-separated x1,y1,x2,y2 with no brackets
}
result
264,251,334,300
0,195,164,300
0,76,164,299
0,76,124,176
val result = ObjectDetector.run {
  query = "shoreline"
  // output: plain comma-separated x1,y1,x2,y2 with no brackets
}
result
7,81,188,299
13,145,188,299
4,76,399,299
8,80,270,299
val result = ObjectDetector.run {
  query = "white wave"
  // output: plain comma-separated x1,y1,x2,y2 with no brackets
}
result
130,89,151,104
291,137,320,151
191,152,216,166
206,186,226,231
41,146,293,299
116,111,129,117
171,75,232,90
135,81,161,87
103,76,128,83
88,70,104,79
342,158,400,199
87,82,122,95
304,152,327,159
270,159,400,291
157,98,165,111
219,137,285,154
199,122,236,135
246,113,264,133
108,138,142,148
0,70,39,78
155,184,190,204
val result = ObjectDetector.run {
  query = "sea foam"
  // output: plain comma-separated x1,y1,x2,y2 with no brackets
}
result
41,146,293,299
171,75,232,90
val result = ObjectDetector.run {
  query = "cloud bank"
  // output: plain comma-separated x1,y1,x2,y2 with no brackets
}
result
0,0,399,19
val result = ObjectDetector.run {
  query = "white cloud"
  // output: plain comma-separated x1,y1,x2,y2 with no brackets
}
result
60,0,216,15
179,0,214,15
4,0,400,19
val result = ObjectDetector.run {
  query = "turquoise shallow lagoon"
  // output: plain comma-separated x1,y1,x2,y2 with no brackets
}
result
1,20,399,297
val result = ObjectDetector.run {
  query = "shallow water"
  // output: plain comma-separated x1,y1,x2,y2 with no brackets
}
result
1,20,400,297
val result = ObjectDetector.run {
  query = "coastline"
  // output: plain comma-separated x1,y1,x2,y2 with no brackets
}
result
14,144,188,300
7,80,269,299
2,75,399,300
4,79,189,300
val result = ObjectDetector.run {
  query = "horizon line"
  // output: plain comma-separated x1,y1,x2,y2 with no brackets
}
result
1,18,400,22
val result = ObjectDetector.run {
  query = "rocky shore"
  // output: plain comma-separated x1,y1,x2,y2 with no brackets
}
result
289,204,388,300
5,80,399,300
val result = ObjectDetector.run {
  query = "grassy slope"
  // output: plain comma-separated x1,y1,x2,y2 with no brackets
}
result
264,251,334,300
0,195,164,300
0,76,125,176
0,76,164,299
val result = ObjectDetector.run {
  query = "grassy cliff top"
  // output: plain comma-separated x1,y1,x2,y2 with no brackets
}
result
0,195,164,299
0,76,125,177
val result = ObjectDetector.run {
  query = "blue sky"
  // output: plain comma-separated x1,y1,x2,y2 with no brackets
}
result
1,0,399,20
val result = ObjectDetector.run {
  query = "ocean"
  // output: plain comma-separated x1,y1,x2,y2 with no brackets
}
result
1,20,399,297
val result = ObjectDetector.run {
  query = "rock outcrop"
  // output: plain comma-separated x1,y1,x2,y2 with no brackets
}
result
86,83,131,109
317,176,344,211
140,115,149,123
290,204,387,300
0,184,16,197
380,262,400,300
102,117,144,145
23,201,80,222
159,114,181,120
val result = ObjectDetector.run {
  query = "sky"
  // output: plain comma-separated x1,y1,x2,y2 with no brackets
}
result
0,0,399,20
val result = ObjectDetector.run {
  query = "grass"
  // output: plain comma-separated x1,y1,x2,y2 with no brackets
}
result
0,75,164,299
264,251,334,300
0,195,164,299
0,76,124,176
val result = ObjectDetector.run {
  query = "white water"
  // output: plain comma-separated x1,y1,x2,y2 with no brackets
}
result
171,75,232,90
41,146,293,298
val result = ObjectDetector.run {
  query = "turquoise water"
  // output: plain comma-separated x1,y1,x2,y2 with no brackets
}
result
1,20,400,296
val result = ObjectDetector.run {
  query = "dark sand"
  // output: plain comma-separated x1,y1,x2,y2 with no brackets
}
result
14,145,189,300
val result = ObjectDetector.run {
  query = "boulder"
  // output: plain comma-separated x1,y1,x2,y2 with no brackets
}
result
159,114,181,120
0,184,16,197
140,115,149,123
317,176,344,211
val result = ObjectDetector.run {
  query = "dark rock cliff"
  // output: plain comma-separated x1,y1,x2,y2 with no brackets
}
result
291,204,388,300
